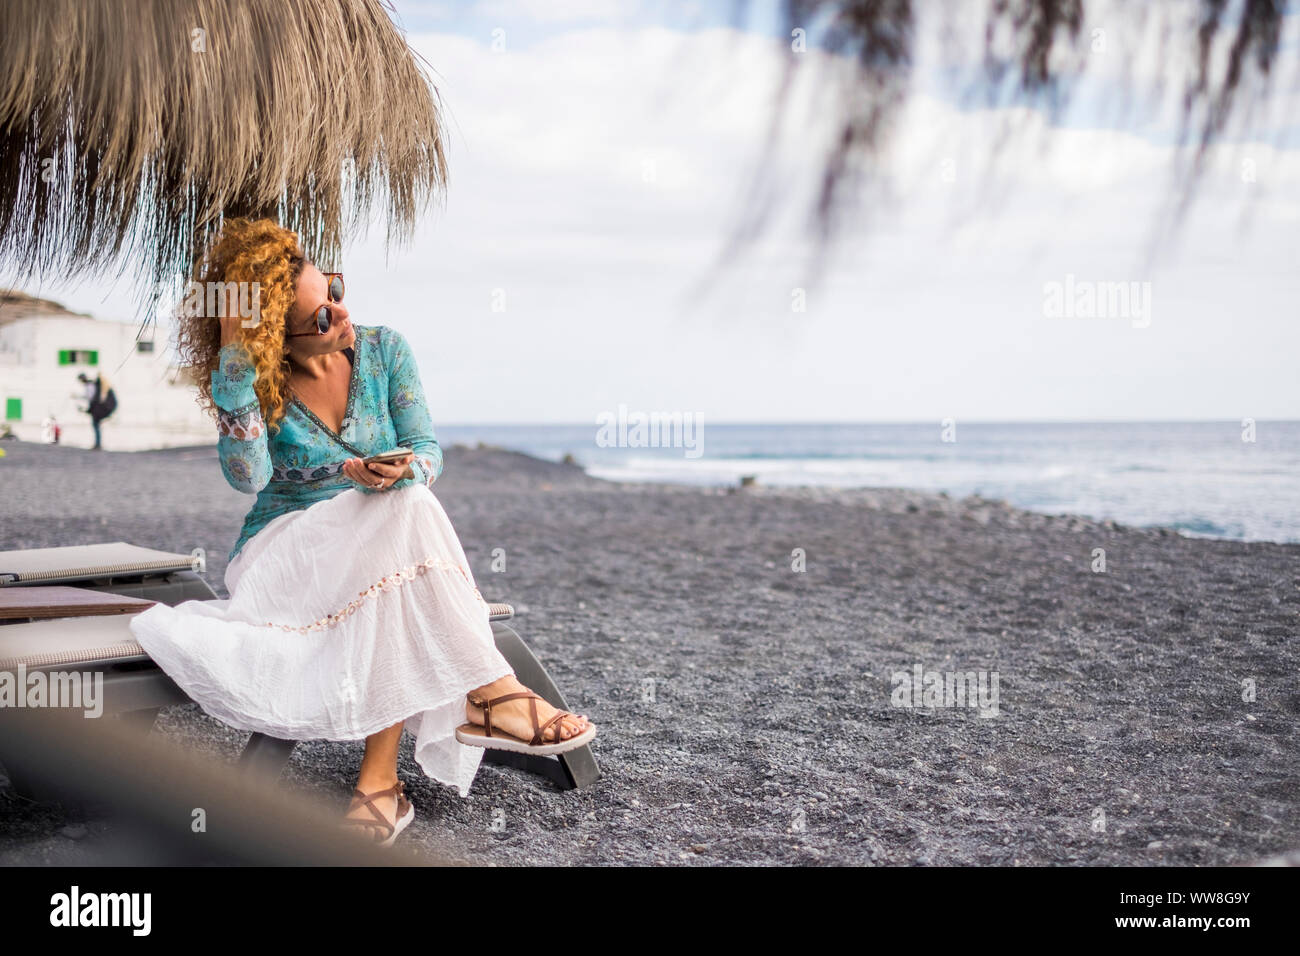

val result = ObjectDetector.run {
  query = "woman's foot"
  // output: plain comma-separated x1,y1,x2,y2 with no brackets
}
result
465,674,592,744
342,775,409,844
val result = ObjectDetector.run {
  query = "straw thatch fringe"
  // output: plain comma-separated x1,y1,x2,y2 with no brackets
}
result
0,0,447,312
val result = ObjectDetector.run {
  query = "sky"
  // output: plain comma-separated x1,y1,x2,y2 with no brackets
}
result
12,0,1300,423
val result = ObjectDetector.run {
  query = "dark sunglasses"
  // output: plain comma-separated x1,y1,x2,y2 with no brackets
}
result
285,273,345,337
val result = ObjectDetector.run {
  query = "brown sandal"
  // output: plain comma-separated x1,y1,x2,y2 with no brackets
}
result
455,691,596,756
340,779,414,848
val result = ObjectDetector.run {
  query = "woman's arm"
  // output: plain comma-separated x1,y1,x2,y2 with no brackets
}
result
356,327,443,494
212,342,272,494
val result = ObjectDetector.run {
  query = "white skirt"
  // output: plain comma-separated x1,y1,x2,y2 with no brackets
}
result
128,483,515,798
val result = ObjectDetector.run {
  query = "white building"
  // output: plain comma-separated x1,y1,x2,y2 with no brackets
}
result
0,292,214,450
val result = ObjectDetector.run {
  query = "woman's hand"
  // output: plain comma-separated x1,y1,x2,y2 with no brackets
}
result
218,313,249,349
343,454,414,490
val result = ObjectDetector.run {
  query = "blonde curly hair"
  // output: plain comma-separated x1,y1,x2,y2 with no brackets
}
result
177,218,306,434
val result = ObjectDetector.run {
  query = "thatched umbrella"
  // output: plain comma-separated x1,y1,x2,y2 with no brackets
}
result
0,0,447,312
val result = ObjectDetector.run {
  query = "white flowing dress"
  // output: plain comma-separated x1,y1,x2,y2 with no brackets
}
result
128,481,515,798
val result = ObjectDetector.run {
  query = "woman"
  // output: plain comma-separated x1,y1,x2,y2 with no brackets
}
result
128,218,595,847
76,371,114,449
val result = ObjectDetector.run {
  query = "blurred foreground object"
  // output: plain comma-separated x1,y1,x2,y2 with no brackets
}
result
0,705,449,865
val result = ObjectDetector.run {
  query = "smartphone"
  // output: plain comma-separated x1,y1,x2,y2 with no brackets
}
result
361,447,413,466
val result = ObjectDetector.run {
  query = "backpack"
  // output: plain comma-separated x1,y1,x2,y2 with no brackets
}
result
91,380,117,419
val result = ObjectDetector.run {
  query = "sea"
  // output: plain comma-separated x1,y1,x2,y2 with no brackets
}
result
432,421,1300,545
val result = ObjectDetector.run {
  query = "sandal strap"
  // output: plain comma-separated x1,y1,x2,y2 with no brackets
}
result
467,691,584,746
345,781,406,838
530,709,569,746
349,780,404,806
470,691,544,738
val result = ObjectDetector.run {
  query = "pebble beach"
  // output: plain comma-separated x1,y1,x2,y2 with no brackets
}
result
1,438,1297,865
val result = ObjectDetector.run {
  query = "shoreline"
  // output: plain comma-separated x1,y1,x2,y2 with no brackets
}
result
11,436,1287,550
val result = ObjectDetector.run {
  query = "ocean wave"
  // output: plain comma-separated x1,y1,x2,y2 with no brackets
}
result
1169,518,1233,538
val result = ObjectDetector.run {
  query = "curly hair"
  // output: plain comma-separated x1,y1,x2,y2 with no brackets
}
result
176,218,306,434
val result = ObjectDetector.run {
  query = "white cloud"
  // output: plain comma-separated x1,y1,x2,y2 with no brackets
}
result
476,0,634,23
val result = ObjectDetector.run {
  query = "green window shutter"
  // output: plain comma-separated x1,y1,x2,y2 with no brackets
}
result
56,349,99,364
5,397,21,421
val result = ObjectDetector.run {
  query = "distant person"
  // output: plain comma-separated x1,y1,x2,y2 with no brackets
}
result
76,371,116,449
127,217,595,848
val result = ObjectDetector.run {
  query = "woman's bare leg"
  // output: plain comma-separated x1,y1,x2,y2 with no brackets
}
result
344,720,404,832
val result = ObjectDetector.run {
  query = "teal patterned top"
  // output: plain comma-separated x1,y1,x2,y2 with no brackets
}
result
212,323,443,564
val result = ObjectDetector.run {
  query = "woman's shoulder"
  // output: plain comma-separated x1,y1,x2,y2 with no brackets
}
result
351,323,386,348
355,324,416,362
354,323,412,351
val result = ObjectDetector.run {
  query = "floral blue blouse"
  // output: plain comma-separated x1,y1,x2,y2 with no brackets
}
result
212,323,443,564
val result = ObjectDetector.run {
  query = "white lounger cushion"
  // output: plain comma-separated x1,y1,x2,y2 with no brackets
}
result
0,613,149,671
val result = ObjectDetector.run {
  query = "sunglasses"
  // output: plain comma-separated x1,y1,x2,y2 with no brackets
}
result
285,273,346,337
